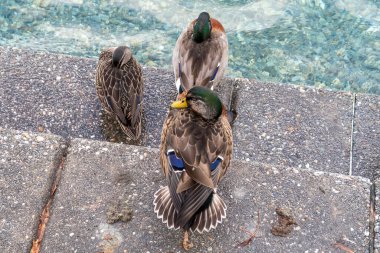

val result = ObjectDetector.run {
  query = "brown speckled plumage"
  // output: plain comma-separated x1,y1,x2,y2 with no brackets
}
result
154,87,232,249
95,46,143,140
173,12,228,93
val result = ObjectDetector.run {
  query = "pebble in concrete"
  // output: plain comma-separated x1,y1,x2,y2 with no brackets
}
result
232,78,354,175
0,128,66,252
42,138,371,252
352,94,380,179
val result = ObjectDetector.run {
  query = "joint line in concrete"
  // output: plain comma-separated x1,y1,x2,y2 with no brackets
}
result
349,93,356,176
29,139,70,253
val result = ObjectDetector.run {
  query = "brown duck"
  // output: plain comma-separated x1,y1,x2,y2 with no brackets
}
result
172,12,228,93
154,86,233,250
95,46,143,140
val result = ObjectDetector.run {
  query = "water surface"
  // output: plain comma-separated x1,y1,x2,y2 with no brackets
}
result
1,0,379,93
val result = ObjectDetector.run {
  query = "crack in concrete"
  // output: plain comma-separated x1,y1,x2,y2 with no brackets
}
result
29,139,70,253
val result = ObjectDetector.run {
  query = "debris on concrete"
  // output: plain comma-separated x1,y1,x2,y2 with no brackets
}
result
271,207,297,237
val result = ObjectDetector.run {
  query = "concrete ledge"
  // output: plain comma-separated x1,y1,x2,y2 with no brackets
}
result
41,138,371,252
232,78,354,175
0,47,233,149
352,94,380,179
374,179,380,252
1,47,380,178
0,128,66,252
0,46,379,251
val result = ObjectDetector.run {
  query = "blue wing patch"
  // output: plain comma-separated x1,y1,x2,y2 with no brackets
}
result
179,84,184,94
167,149,185,171
210,63,220,81
210,156,224,171
177,63,185,94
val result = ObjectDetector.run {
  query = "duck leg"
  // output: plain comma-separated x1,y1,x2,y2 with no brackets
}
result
182,230,193,251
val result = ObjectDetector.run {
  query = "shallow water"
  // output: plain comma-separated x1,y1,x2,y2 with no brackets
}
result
1,0,379,93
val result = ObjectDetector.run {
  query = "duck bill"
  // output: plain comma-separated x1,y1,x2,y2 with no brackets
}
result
171,98,188,109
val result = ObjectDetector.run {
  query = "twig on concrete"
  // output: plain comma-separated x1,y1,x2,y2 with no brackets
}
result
30,157,65,253
332,242,355,253
235,211,260,248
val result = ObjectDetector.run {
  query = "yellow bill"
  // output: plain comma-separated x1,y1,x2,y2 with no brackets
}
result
171,98,188,109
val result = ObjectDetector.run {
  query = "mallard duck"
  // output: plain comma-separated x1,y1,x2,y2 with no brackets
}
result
95,46,143,140
154,86,233,250
173,12,228,93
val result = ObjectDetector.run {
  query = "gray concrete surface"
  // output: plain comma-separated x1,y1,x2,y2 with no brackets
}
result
374,178,380,252
0,47,101,139
0,128,66,252
1,47,379,251
232,78,354,175
2,47,380,178
352,94,380,179
42,138,371,252
0,47,233,148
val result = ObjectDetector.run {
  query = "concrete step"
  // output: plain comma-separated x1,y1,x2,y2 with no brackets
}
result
1,47,379,179
352,94,380,179
0,128,371,252
0,128,67,252
232,78,354,175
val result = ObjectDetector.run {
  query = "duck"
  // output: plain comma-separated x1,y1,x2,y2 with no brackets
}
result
172,12,228,94
95,46,143,140
154,86,233,250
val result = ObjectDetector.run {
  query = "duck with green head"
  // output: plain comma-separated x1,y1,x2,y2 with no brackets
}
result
173,12,228,94
95,46,143,140
154,86,233,250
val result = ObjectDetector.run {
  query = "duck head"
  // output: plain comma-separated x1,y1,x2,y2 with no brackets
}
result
112,46,132,68
171,86,222,120
192,12,212,43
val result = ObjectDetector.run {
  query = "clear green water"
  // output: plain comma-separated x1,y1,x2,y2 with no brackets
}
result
1,0,379,94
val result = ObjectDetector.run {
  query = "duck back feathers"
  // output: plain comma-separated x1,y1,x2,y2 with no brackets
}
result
95,46,144,140
173,13,228,92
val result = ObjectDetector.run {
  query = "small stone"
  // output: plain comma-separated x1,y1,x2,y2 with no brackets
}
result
36,136,45,142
